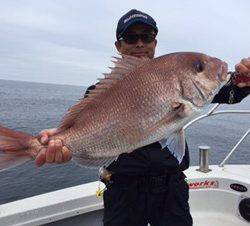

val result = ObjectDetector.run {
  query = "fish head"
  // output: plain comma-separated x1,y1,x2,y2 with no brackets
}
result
172,52,228,108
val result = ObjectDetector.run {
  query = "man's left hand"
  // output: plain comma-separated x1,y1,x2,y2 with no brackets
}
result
234,57,250,88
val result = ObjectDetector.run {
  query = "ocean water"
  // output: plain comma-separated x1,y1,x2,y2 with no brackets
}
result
0,79,249,204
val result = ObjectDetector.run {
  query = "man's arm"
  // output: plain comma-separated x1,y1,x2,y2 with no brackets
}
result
212,82,250,104
212,58,250,104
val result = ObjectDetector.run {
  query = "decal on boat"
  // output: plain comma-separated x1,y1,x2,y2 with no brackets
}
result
188,180,219,189
230,183,248,192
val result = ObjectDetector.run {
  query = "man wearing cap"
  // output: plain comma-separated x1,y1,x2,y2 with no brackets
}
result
36,9,250,226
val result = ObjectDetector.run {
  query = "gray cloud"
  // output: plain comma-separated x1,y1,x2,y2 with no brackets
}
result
0,0,250,86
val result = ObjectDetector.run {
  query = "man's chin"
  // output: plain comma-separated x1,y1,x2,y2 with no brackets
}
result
131,53,148,58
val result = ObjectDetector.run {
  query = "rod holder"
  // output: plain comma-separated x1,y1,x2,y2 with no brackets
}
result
196,146,211,173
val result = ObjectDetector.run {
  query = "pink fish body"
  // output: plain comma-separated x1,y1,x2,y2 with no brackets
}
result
0,52,228,169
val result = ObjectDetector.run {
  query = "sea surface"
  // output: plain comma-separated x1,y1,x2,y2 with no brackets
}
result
0,79,249,204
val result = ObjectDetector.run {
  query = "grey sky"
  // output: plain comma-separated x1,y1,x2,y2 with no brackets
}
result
0,0,250,86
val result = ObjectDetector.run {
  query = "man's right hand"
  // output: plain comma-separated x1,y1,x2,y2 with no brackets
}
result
36,128,72,167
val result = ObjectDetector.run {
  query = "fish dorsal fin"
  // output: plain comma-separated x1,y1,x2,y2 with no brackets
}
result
58,55,150,131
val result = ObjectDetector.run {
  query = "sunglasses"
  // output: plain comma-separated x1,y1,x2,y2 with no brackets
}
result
119,33,156,44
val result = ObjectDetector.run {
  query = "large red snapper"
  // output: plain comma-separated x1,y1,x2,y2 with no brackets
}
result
0,52,228,169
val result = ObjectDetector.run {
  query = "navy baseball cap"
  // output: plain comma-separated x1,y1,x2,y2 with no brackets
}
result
116,9,158,40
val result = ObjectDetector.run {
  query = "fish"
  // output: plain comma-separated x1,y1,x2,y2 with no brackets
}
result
0,52,228,170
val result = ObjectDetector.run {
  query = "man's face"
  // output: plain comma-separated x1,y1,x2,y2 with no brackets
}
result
115,23,157,59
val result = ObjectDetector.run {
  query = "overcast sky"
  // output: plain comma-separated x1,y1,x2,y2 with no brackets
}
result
0,0,250,86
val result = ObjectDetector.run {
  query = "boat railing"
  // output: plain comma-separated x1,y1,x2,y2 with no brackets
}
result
183,103,250,169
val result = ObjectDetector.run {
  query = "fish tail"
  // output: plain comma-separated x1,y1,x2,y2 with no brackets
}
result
0,125,36,171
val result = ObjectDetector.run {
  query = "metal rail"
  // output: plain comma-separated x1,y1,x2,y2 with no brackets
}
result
219,128,250,167
182,103,250,167
184,104,250,130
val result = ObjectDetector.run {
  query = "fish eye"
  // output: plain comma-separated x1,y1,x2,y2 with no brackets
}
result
195,61,205,73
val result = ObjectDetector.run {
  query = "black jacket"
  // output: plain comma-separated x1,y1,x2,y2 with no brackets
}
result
84,82,250,175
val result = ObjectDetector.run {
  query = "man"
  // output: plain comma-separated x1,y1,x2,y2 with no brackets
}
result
36,9,250,226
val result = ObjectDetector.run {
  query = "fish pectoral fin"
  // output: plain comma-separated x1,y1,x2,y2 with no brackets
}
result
171,102,190,118
145,102,186,135
164,130,186,163
131,101,195,145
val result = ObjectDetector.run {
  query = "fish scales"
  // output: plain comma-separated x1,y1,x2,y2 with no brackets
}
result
0,52,228,169
64,60,174,158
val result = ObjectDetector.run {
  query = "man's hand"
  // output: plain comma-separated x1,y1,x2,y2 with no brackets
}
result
36,128,72,167
234,57,250,88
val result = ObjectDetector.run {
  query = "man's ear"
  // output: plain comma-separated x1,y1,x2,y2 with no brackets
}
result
115,41,121,52
154,39,157,47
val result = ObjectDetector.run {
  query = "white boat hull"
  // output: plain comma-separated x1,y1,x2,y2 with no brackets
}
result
0,164,249,226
